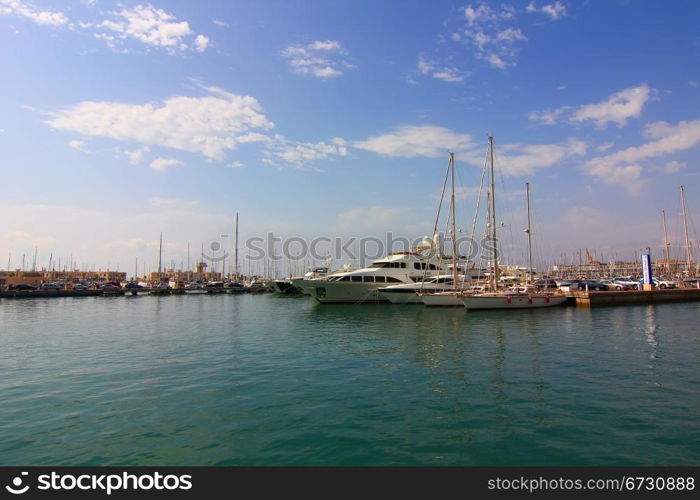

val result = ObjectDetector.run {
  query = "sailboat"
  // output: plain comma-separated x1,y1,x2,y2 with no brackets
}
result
414,152,480,306
460,136,566,310
150,232,171,295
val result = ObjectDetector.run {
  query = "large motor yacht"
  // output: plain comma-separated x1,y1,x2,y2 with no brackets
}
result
298,251,446,303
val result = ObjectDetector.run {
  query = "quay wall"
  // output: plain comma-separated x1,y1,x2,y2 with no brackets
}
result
571,288,700,307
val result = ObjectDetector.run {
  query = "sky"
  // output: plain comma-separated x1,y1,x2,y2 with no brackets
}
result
1,0,700,275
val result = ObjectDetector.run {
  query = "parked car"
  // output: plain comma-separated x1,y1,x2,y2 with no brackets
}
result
653,278,677,289
100,283,120,291
613,277,640,290
580,279,609,291
10,283,37,291
72,283,89,290
597,279,626,291
41,282,63,290
124,282,143,289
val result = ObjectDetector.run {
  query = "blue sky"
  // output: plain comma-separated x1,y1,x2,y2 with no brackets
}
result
1,0,700,274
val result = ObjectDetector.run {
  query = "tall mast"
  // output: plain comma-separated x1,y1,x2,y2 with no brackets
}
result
235,212,239,279
525,182,533,284
681,185,693,275
662,209,671,274
488,136,499,289
450,153,458,287
158,232,163,278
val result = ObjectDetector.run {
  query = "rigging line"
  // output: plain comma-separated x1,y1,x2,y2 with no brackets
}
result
420,154,452,290
463,150,488,285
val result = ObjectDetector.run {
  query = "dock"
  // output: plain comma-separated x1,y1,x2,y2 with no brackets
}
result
570,288,700,307
0,287,270,299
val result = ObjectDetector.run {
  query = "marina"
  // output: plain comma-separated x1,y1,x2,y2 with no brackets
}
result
1,293,698,466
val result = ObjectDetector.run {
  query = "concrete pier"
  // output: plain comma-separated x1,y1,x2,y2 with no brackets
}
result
570,288,700,307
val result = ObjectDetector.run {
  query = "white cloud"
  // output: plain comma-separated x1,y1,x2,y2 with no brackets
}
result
45,84,274,161
95,4,209,54
583,119,700,193
457,3,525,69
0,0,70,26
126,146,150,165
282,40,353,79
525,1,567,20
228,161,245,168
416,56,468,83
194,34,210,53
659,160,686,174
462,138,587,176
67,139,90,153
353,125,475,158
212,19,229,28
149,157,183,173
529,84,654,128
263,135,348,169
595,141,614,152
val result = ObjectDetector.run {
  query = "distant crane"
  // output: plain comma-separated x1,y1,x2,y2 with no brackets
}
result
586,248,602,265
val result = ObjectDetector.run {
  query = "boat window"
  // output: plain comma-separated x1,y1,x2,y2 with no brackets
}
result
351,276,362,282
363,276,374,282
400,262,406,268
386,277,403,283
369,262,389,268
428,264,437,270
338,276,351,282
375,276,386,283
414,262,422,270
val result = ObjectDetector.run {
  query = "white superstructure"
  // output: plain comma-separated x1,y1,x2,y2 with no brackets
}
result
299,251,447,303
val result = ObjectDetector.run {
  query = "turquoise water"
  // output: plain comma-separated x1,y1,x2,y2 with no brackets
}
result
0,294,699,466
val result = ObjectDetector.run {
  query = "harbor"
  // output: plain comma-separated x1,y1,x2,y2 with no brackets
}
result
1,292,699,466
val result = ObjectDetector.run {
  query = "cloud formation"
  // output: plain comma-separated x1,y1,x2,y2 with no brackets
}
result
353,125,475,158
282,40,353,79
45,85,274,161
525,1,567,20
529,84,654,128
0,0,69,26
583,119,700,193
95,4,210,53
263,136,348,169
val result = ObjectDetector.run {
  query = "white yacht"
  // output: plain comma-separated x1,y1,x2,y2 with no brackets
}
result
298,251,446,303
379,274,463,304
289,265,351,295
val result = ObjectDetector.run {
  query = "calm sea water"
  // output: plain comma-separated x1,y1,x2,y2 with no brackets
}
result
0,294,698,466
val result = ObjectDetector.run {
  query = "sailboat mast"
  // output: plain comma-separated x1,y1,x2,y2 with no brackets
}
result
662,209,671,274
158,232,163,278
681,185,693,275
450,153,458,286
526,182,533,284
235,212,239,280
489,136,499,289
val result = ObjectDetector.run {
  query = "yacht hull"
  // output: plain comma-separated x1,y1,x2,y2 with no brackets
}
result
307,281,390,303
420,292,463,307
379,288,422,304
462,294,567,310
